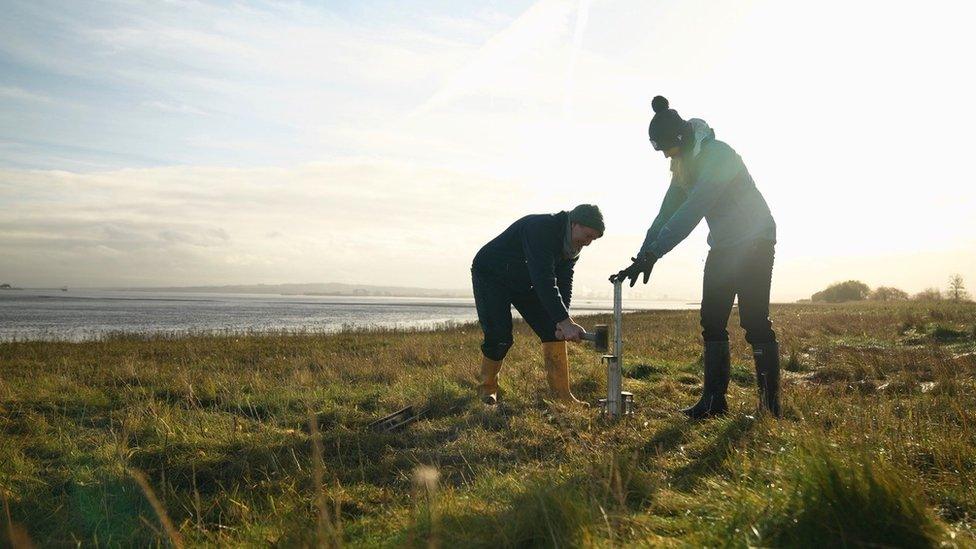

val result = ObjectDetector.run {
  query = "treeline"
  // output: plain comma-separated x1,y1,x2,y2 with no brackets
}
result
806,275,971,303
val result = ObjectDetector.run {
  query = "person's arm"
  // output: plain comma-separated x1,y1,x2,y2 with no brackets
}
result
555,257,578,310
642,146,741,259
637,181,687,259
522,221,570,323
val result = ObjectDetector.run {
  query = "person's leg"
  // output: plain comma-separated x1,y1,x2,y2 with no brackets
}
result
682,248,736,418
472,269,514,404
700,248,737,344
738,240,776,346
736,240,780,416
510,290,558,342
511,291,586,405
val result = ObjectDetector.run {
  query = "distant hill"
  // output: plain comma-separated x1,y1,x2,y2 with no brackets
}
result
121,282,471,298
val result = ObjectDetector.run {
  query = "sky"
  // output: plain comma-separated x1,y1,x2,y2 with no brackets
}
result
1,0,974,301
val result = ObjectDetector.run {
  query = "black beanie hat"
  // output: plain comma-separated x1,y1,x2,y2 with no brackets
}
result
569,204,605,236
647,96,691,151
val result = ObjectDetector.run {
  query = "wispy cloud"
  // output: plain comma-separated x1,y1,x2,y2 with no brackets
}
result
0,161,525,287
0,0,974,298
0,86,54,103
0,0,498,169
143,101,209,117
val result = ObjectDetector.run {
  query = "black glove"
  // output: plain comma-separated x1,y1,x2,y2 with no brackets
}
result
610,255,657,287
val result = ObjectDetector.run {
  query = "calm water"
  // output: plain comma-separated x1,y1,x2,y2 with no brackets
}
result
0,289,696,342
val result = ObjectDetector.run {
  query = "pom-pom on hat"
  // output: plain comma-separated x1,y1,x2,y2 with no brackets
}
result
647,95,691,151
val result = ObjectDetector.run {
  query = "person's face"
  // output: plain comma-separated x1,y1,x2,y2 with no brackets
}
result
663,146,682,159
571,223,602,251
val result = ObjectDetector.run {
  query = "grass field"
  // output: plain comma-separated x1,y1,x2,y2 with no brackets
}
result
2,302,975,547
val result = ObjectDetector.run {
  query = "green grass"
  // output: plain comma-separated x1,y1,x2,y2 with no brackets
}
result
1,301,975,547
758,442,944,548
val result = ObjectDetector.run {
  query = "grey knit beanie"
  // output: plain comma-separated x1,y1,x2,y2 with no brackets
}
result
569,204,605,236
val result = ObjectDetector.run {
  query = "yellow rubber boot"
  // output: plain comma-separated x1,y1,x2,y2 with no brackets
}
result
478,356,503,405
542,341,587,406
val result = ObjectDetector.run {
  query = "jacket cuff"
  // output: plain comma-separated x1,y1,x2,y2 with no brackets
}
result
637,248,661,262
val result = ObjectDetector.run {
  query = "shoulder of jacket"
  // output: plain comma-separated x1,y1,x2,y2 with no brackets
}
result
519,213,558,234
701,137,732,155
699,138,739,167
541,211,566,226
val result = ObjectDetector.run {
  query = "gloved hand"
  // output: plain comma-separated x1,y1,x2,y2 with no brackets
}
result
610,254,657,287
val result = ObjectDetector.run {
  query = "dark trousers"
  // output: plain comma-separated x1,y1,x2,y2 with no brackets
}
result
701,239,776,346
472,268,559,361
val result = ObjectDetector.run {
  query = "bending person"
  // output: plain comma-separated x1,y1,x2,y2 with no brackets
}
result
612,96,780,418
472,205,604,405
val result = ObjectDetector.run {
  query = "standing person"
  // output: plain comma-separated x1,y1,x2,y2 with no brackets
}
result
472,205,605,405
612,96,780,418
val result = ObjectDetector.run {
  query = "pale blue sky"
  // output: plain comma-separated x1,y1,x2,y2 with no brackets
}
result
0,0,534,169
1,0,974,299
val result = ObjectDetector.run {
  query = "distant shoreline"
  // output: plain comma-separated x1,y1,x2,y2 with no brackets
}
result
17,285,691,302
0,289,700,343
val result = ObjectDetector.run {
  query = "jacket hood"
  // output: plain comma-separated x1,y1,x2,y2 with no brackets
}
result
670,118,714,187
685,118,714,158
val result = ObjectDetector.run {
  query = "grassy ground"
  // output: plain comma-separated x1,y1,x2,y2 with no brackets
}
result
1,302,975,547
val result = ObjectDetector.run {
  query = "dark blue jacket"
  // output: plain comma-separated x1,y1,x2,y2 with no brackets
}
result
473,211,575,323
639,134,776,259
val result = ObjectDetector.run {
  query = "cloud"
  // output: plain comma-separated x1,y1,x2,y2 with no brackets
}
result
0,0,487,169
1,0,974,298
143,101,209,116
0,161,524,287
0,86,54,104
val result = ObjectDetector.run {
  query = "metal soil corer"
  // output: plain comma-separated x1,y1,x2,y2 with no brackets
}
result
599,278,634,419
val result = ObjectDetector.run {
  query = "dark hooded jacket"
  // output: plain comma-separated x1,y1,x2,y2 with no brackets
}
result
473,211,575,323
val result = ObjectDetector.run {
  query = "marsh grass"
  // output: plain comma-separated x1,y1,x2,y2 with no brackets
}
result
758,442,944,548
1,302,974,546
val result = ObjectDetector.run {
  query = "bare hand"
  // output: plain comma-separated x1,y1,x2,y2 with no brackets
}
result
556,318,585,342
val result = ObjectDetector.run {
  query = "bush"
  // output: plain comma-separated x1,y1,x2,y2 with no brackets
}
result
914,288,943,301
811,280,871,303
759,443,944,548
870,286,909,301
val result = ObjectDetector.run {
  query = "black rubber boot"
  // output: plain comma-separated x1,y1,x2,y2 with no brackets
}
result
753,342,781,417
681,341,730,419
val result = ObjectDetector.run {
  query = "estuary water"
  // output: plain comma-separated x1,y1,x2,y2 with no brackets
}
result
0,289,696,342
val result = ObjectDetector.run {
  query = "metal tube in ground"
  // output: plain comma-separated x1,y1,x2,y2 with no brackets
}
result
613,279,622,359
607,279,623,418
